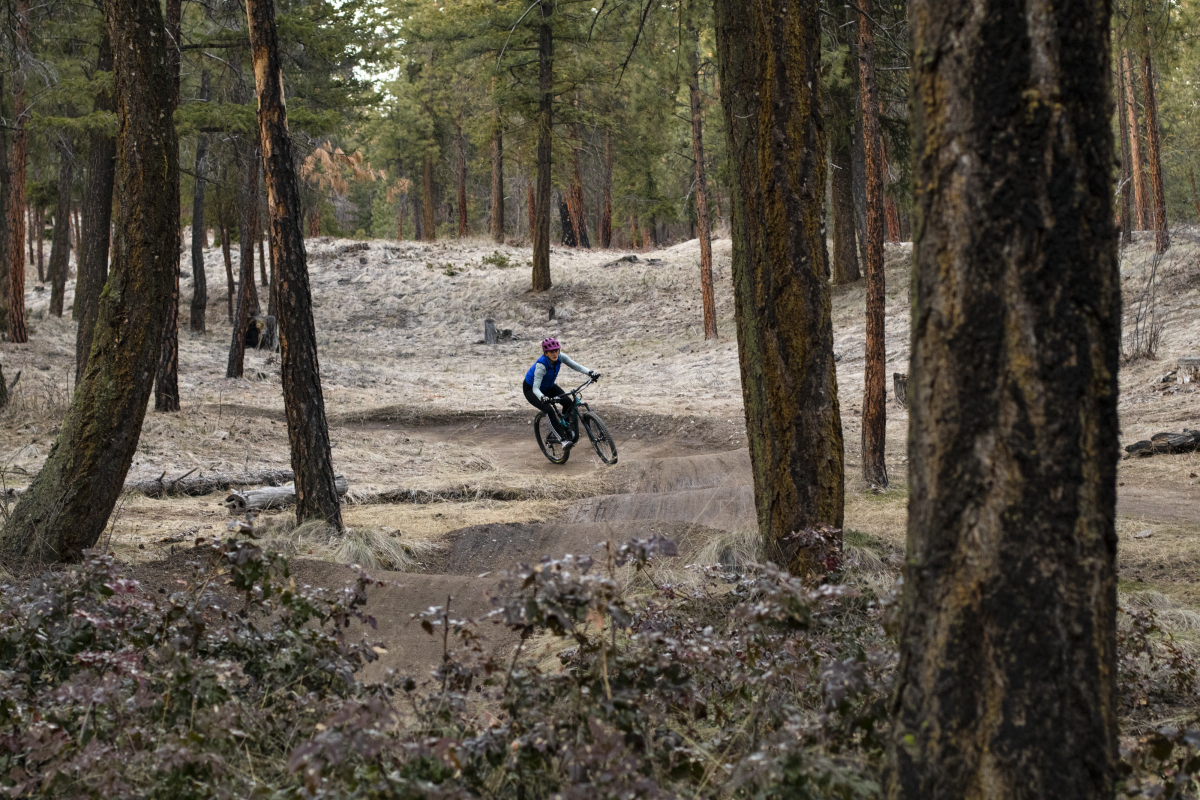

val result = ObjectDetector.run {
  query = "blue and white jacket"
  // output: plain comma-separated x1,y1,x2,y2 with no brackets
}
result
524,353,592,399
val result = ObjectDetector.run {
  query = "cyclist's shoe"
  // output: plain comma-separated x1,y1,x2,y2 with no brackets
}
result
563,438,575,451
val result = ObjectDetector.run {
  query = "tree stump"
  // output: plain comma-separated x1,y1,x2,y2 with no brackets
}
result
484,318,498,344
893,372,908,408
1180,357,1200,384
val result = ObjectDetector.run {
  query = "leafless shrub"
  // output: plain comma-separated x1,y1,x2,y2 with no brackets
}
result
1123,249,1166,362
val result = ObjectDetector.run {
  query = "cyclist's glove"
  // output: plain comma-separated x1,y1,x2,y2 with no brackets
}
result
589,371,600,381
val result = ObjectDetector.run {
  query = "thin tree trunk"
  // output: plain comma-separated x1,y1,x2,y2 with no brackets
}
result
455,120,468,238
831,132,861,284
892,2,1120,796
687,13,717,340
0,0,178,564
190,74,211,334
48,142,74,317
857,0,888,488
227,147,259,378
76,31,116,381
396,191,404,241
246,0,344,530
422,152,436,242
1122,50,1150,231
1116,60,1133,247
35,206,44,283
154,0,183,412
565,126,589,249
531,15,553,291
1190,169,1200,224
601,130,613,248
26,206,32,269
7,0,30,344
490,113,505,243
1141,52,1169,253
527,183,535,240
714,0,845,575
258,222,267,285
72,206,81,265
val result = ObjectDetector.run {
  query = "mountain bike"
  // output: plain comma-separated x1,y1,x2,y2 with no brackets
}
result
533,377,618,465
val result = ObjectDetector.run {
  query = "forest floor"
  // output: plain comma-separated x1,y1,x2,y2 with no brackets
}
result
1,228,1199,676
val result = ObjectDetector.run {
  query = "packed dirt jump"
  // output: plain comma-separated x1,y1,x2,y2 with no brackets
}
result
2,231,1199,675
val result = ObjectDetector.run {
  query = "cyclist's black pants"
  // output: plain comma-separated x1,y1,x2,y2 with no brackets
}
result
523,381,573,439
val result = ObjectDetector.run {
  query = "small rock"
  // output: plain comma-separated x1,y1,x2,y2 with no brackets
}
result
1135,529,1153,539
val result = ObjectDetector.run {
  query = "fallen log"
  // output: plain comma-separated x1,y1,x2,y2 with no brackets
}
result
1124,430,1200,457
128,469,296,498
225,475,349,512
350,485,530,505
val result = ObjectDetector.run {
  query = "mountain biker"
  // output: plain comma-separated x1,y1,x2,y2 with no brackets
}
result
523,337,599,450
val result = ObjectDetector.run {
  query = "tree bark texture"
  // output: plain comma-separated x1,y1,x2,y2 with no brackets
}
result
831,132,861,284
687,16,717,340
1140,53,1169,253
600,129,613,248
856,0,888,488
713,0,845,574
490,113,505,243
1115,60,1133,247
0,0,178,565
455,121,468,238
76,31,117,383
219,208,234,320
246,0,345,529
35,206,43,284
566,129,589,249
422,152,436,242
892,2,1120,797
227,147,260,379
1121,50,1149,231
48,142,74,317
0,74,10,336
154,0,184,412
7,0,31,344
531,17,553,292
189,75,211,334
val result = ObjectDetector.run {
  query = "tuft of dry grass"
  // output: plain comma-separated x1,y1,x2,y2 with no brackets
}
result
256,516,444,572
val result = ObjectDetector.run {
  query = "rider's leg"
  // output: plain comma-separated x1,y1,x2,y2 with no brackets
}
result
523,382,571,439
542,385,575,440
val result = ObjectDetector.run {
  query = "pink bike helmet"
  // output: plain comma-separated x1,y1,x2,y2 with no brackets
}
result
541,337,561,352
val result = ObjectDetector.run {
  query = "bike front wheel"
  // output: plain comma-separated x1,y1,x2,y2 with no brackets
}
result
534,412,570,464
581,412,617,465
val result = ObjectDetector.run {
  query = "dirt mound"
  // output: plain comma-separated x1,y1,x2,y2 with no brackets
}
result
426,520,725,576
608,450,751,494
564,485,756,530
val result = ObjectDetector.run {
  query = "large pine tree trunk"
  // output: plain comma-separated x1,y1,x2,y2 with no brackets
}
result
856,0,888,489
48,142,74,317
0,75,10,336
714,0,845,574
531,15,553,292
565,125,589,249
831,131,861,284
246,0,344,530
154,0,183,412
189,75,211,334
6,0,30,344
1122,50,1150,231
455,121,468,238
687,13,717,340
892,2,1120,796
422,152,436,242
490,113,505,243
1140,52,1169,254
1116,60,1133,247
0,0,178,565
600,129,613,248
227,147,260,379
76,32,116,383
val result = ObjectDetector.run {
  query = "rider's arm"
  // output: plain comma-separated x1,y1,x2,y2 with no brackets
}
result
531,362,548,399
559,354,592,374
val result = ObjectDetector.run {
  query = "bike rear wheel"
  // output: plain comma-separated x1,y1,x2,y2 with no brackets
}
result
534,412,570,464
581,412,617,464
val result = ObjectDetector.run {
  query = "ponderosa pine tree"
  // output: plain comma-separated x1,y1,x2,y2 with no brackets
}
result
246,0,344,530
714,0,844,574
686,4,717,340
47,140,74,317
7,0,31,344
490,106,504,243
857,0,888,489
76,30,116,383
0,0,178,564
891,0,1120,796
1116,59,1134,246
1121,50,1150,231
531,9,552,290
154,0,184,411
190,72,211,334
1140,51,1169,253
